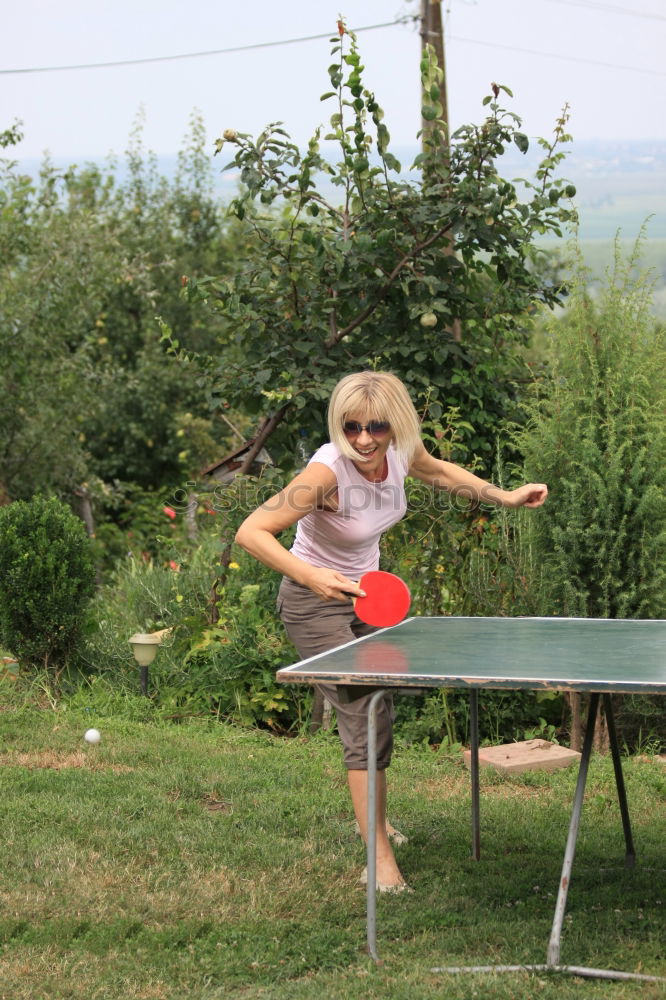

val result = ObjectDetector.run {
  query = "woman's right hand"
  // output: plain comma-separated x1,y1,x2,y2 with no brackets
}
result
302,566,365,603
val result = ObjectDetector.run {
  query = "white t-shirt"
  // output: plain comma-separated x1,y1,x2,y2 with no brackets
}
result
290,442,409,579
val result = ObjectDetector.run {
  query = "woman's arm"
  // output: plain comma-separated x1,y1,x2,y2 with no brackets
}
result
408,442,548,508
234,463,365,601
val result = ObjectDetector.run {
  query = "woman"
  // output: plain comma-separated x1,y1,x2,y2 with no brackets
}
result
235,371,547,891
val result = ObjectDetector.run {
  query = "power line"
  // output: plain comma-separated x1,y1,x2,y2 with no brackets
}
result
2,14,663,81
0,18,412,75
449,32,666,77
544,0,666,21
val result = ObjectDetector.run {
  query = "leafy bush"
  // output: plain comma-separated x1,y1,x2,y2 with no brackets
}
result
164,574,303,729
0,496,95,675
76,509,304,729
393,686,563,749
90,482,194,576
519,239,666,618
75,531,223,687
513,239,666,751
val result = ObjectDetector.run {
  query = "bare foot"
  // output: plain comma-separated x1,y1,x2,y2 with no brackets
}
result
360,863,412,893
375,842,407,888
385,822,409,845
355,819,408,845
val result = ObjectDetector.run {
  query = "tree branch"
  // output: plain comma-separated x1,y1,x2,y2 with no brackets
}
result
238,402,292,475
323,220,455,348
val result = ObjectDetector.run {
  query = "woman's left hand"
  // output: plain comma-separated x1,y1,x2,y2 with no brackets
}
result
505,483,548,508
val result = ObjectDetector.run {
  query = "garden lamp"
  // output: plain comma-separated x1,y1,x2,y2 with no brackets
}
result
129,628,171,696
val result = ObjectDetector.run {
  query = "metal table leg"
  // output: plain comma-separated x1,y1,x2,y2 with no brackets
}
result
366,688,388,962
603,693,636,866
547,692,600,966
469,689,481,860
431,691,657,983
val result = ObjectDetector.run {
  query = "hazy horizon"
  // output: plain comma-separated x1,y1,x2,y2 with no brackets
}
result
4,1,664,161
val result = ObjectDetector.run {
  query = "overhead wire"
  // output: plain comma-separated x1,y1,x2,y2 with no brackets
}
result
543,0,666,21
448,32,666,77
1,11,663,79
0,19,410,75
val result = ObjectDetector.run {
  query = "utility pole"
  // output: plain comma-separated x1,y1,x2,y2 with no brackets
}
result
420,0,451,146
419,0,462,341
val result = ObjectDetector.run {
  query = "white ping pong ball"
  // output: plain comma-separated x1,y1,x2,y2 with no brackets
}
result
84,728,101,745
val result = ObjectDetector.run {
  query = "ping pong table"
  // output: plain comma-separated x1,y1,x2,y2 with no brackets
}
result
276,616,666,983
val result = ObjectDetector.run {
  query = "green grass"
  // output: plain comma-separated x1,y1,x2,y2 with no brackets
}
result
0,702,664,999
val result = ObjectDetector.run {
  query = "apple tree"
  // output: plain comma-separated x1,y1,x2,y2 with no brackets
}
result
168,23,576,474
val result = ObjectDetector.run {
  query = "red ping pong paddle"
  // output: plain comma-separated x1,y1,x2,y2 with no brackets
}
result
344,570,411,627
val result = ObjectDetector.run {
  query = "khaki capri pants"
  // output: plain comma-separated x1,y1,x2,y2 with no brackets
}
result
277,576,395,770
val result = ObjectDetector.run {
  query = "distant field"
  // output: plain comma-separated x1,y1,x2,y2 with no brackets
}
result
539,236,666,318
14,149,666,317
573,173,666,241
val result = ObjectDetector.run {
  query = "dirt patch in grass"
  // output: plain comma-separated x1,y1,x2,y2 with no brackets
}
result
478,781,550,800
201,794,233,813
0,949,172,1000
421,772,470,799
0,750,133,773
423,770,558,802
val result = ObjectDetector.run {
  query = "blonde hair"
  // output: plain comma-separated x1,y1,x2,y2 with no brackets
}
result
328,371,422,462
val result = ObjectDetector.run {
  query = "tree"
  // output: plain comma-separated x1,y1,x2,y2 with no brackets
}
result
0,152,108,500
168,23,576,474
0,113,237,505
74,111,238,490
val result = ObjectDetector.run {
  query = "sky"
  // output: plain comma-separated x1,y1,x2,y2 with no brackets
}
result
2,0,665,164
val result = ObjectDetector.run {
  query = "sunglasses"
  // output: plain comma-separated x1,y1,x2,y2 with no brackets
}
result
343,420,391,438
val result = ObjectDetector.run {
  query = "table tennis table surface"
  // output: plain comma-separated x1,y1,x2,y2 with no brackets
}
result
276,616,666,694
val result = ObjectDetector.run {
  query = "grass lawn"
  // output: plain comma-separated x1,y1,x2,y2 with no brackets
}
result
0,703,664,999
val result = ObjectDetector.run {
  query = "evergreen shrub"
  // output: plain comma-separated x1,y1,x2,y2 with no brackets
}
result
520,239,666,618
518,239,666,749
0,496,95,674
